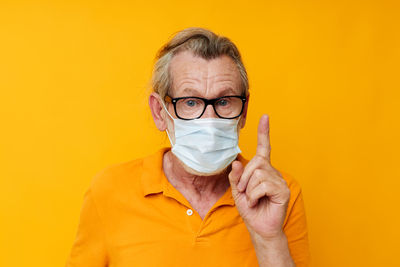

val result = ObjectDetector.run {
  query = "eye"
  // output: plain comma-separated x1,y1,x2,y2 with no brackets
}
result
182,98,199,107
216,98,230,107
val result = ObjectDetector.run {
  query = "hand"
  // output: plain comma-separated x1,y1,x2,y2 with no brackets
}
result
229,114,291,240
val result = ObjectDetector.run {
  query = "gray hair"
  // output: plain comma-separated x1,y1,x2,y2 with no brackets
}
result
151,27,249,100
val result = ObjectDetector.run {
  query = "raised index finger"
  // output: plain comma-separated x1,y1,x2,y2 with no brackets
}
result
256,114,271,160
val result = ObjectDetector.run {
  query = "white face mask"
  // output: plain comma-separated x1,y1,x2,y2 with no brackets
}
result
162,101,242,174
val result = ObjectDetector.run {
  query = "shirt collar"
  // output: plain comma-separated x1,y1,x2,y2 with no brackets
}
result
140,147,169,196
140,147,249,207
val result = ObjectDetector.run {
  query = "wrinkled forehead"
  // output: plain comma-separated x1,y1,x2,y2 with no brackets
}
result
168,51,243,97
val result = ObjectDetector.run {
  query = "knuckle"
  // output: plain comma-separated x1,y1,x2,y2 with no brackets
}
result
265,163,275,171
246,190,252,200
254,154,267,163
245,184,252,196
248,193,255,203
261,182,268,192
280,178,288,187
253,169,264,178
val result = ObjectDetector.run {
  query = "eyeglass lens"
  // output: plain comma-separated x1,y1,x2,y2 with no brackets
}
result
175,96,243,119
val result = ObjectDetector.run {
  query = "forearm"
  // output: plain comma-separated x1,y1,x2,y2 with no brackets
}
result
251,232,295,267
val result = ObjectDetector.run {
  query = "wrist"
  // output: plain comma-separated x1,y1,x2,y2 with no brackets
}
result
249,228,286,245
249,230,295,267
252,231,287,250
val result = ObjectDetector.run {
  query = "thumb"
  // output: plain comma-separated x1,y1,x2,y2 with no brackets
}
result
229,160,244,197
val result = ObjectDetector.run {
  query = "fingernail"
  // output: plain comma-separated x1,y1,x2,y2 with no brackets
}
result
237,183,244,192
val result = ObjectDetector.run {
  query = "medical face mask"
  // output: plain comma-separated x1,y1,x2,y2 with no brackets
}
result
162,102,242,174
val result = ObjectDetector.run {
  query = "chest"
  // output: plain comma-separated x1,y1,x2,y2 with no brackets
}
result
105,194,257,267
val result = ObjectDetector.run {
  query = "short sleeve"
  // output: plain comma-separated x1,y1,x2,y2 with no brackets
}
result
283,188,311,267
66,189,109,267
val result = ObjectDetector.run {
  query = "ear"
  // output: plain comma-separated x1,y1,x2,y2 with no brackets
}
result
239,93,250,129
149,92,168,131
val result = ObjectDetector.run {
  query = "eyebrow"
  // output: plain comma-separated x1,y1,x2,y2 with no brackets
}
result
178,87,240,97
218,88,239,96
180,88,200,96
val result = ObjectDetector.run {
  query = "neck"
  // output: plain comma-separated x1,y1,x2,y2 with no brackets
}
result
163,150,230,199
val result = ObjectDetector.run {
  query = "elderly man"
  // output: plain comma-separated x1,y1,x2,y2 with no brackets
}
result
66,27,310,267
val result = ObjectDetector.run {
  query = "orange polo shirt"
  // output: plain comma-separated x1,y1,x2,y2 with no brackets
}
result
66,147,310,267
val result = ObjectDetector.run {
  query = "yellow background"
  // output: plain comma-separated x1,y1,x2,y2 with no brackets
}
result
1,0,399,266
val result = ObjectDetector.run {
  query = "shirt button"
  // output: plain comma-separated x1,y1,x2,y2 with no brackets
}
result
186,209,193,216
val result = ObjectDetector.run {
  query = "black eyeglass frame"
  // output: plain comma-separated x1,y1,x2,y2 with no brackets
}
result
164,95,247,120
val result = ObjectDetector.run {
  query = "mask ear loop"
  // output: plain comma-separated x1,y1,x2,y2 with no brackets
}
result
160,99,175,146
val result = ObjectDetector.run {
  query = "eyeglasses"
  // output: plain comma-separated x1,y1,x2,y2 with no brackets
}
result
164,95,247,120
